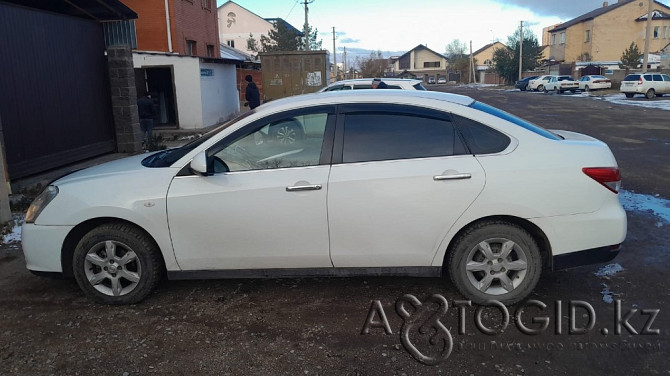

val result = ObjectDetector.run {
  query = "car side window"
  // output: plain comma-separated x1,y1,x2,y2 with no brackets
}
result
353,84,373,89
452,114,511,154
663,75,670,82
325,85,344,91
643,74,653,81
653,75,663,82
342,113,465,163
208,113,330,173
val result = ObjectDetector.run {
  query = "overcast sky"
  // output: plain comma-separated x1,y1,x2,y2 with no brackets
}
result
220,0,669,59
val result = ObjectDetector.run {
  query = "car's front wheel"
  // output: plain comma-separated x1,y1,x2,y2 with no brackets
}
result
448,221,542,305
73,223,162,305
537,84,544,92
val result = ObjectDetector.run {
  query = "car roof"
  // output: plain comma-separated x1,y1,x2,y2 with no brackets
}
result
253,90,475,114
332,78,422,84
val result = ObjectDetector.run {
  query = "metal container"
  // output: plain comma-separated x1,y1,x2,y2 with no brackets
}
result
259,50,330,101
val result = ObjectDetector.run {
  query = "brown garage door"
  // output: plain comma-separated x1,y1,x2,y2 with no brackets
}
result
0,3,116,180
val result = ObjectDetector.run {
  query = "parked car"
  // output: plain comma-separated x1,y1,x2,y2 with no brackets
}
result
437,76,447,84
319,78,426,92
515,76,539,91
527,75,554,91
619,73,670,99
543,75,579,94
578,75,612,91
23,90,626,306
427,76,436,84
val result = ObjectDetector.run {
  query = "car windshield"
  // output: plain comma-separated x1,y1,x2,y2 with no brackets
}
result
142,111,256,168
470,101,562,140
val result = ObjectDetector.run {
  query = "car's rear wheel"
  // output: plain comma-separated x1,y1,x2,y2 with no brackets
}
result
645,89,655,99
448,221,542,305
537,84,544,92
584,85,590,92
520,86,526,91
73,223,162,305
625,93,634,98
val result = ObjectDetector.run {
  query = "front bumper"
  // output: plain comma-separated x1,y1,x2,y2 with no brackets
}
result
22,223,73,273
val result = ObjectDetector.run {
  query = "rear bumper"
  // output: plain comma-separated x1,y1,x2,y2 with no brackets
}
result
552,244,621,270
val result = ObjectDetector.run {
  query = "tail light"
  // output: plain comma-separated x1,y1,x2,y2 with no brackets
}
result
638,78,643,85
583,167,621,193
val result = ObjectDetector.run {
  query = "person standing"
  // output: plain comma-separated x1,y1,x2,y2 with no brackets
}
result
137,92,156,147
245,75,261,109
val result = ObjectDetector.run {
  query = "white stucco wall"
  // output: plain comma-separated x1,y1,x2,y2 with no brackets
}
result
200,62,239,127
133,53,203,129
218,2,273,56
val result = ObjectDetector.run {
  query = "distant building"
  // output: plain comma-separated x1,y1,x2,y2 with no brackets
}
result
547,0,670,64
388,44,448,82
217,1,303,56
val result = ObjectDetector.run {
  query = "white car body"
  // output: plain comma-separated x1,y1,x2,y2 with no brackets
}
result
23,90,626,305
619,73,670,99
578,75,612,91
543,76,579,93
319,78,425,92
527,75,554,91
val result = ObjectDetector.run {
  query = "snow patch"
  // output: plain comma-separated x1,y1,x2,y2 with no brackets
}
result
619,190,670,223
600,283,614,304
598,93,670,111
1,215,24,244
594,263,625,277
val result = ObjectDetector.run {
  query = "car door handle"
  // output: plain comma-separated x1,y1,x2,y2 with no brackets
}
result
286,184,322,192
433,173,472,181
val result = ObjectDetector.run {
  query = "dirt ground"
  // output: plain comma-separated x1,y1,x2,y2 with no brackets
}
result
0,86,668,376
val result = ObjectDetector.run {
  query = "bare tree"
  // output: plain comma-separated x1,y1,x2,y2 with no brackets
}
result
356,50,387,78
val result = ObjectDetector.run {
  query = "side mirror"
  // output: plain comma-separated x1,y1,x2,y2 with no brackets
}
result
190,151,209,176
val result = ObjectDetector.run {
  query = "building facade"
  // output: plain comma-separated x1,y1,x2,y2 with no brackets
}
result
124,0,220,57
389,45,448,82
217,1,302,56
547,0,670,63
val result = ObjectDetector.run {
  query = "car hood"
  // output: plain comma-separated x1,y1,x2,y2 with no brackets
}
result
54,153,164,186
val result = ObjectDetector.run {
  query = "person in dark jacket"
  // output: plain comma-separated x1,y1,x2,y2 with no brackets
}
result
245,75,261,109
371,78,388,89
136,92,156,146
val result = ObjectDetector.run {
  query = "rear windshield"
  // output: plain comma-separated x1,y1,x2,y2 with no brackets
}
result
470,101,562,140
623,74,640,81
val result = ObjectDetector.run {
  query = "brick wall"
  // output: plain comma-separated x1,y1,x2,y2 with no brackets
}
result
107,46,142,153
123,0,219,57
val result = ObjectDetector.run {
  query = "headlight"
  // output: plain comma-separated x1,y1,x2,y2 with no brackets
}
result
25,185,59,223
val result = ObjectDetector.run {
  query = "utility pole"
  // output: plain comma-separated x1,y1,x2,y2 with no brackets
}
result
518,21,523,81
343,46,347,78
332,27,337,81
303,0,315,51
469,40,475,83
642,0,652,72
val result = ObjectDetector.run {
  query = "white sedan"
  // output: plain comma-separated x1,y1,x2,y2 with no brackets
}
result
22,90,627,305
527,75,554,91
319,78,426,91
543,75,579,94
578,75,612,91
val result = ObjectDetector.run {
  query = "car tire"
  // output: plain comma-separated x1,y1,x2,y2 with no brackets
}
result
554,88,560,94
537,84,544,92
73,223,162,305
645,89,655,99
584,85,590,92
447,221,542,305
520,87,526,91
625,93,634,98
